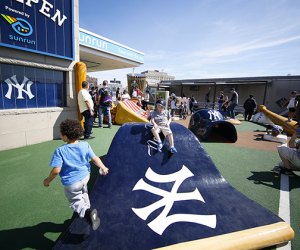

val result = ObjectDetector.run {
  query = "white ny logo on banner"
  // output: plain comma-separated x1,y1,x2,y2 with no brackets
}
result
132,165,217,235
5,75,35,100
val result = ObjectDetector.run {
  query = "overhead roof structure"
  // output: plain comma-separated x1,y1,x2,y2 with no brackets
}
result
159,75,300,87
79,28,144,72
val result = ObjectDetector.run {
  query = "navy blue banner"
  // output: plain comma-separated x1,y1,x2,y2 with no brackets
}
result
0,0,74,60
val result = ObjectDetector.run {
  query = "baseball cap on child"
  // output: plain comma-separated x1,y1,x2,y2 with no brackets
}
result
156,100,166,107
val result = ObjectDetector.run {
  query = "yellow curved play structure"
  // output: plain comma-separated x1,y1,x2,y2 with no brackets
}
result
114,100,149,125
259,105,298,135
74,62,87,126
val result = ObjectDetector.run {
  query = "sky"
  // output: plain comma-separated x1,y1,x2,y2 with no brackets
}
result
79,0,300,85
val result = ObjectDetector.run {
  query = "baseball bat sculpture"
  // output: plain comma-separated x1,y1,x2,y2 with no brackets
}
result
259,105,298,135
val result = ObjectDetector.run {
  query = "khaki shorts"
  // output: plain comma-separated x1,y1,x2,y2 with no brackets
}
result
152,125,172,136
277,144,300,170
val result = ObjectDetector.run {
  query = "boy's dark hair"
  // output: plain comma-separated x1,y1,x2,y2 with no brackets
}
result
60,119,83,140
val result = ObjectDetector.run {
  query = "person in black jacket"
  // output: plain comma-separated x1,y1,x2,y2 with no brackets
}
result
243,95,257,121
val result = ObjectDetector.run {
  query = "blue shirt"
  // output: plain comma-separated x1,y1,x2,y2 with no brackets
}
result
50,141,96,186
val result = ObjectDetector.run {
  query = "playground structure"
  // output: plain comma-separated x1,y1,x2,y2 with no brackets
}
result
114,100,149,125
259,105,298,135
54,123,294,250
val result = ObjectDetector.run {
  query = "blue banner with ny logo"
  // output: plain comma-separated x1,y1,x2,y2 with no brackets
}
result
0,63,66,109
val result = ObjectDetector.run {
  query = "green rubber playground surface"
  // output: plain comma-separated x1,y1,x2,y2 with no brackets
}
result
0,121,299,249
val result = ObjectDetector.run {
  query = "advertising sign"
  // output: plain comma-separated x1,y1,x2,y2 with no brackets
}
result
79,28,144,63
0,0,74,60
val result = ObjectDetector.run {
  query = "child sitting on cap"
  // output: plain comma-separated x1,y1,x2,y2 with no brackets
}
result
150,100,177,153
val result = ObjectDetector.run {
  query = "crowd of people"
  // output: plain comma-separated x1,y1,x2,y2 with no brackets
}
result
81,81,300,134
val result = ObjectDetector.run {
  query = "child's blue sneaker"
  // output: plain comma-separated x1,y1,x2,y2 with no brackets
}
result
157,143,163,152
170,147,177,154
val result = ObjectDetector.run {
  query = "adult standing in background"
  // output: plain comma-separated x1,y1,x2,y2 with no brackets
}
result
189,96,196,114
98,80,113,128
227,88,239,119
170,96,177,117
286,91,297,122
243,95,257,121
142,88,150,110
217,91,224,112
116,87,120,100
89,86,98,120
295,91,300,125
78,81,94,139
205,87,211,108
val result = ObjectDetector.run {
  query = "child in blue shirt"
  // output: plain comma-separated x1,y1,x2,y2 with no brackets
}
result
43,119,109,230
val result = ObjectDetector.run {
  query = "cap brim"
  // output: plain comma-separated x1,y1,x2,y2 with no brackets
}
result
202,120,237,142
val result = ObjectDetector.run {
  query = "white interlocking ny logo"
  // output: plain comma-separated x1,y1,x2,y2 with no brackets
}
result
207,109,222,121
132,165,217,235
5,75,35,99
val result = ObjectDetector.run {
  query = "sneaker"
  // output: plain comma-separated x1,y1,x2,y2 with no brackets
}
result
280,167,295,176
157,143,163,152
170,147,177,154
272,166,295,176
85,208,100,230
272,165,281,172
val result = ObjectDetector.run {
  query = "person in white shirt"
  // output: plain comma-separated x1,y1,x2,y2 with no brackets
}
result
170,96,177,117
78,81,94,139
121,90,131,101
287,91,297,122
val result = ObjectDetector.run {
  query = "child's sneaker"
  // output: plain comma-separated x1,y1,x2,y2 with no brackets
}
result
280,167,295,177
272,166,295,177
157,142,163,152
272,165,281,172
170,147,177,154
85,208,100,230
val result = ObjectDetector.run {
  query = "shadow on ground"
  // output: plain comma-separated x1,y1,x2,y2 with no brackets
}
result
0,219,72,250
0,155,106,250
248,171,300,190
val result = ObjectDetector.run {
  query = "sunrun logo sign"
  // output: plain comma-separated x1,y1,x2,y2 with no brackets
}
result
1,14,33,36
1,14,35,45
79,29,145,64
0,0,74,60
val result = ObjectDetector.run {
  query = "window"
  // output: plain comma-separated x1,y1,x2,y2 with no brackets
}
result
0,63,66,110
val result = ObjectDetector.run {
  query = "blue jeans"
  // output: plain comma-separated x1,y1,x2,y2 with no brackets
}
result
228,103,237,119
98,105,112,127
